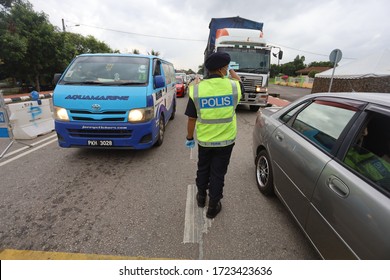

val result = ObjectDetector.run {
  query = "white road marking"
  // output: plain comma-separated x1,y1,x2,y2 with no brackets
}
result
0,134,57,159
0,138,57,167
183,184,212,259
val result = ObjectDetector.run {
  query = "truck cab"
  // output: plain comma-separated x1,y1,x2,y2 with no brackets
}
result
215,28,271,111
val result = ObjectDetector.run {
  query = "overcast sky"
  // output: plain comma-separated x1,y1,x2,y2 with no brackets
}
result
28,0,390,71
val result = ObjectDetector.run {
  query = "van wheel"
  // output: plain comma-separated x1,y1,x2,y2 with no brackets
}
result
255,150,274,196
155,115,165,146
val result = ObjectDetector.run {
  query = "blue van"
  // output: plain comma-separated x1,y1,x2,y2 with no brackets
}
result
52,54,176,149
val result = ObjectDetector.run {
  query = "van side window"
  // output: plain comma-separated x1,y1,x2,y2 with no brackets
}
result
162,63,171,84
153,60,162,76
343,113,390,192
291,100,357,152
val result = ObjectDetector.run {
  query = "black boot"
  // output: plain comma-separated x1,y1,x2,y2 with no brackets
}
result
206,200,222,219
196,192,206,208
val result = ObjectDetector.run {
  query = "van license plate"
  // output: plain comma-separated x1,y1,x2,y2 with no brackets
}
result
87,140,113,146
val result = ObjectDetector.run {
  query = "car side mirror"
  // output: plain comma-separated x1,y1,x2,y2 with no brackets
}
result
154,75,165,88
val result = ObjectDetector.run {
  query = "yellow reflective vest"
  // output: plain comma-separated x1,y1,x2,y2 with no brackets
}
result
189,77,242,147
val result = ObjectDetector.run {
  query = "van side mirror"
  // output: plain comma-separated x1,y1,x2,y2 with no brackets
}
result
53,73,62,84
154,75,165,88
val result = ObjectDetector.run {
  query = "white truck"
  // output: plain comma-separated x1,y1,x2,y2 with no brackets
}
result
205,17,281,111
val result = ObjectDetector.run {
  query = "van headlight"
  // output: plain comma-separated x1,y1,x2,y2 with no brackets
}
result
54,106,70,121
128,107,154,123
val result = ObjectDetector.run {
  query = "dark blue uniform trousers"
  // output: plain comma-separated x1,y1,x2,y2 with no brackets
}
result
196,143,235,202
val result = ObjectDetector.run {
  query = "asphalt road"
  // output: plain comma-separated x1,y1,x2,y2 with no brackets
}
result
0,85,319,260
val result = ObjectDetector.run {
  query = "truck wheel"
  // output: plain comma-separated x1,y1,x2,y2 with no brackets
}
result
250,105,259,112
255,150,274,196
155,115,165,146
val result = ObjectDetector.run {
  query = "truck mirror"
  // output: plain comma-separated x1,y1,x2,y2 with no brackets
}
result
154,75,165,88
278,51,283,60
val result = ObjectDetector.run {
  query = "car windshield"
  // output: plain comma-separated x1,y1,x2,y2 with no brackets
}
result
60,56,150,85
218,47,270,74
176,77,183,83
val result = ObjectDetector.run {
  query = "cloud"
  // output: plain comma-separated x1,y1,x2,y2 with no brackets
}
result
29,0,390,70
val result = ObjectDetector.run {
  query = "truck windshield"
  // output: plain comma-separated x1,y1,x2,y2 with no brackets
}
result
218,47,270,74
60,56,150,85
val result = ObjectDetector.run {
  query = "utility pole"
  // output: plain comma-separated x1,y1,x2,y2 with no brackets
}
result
62,18,66,32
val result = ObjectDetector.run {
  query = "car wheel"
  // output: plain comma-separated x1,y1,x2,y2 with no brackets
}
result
255,150,274,195
250,105,259,112
155,115,165,146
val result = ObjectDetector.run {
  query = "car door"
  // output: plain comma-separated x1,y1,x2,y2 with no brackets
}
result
269,99,359,229
307,107,390,259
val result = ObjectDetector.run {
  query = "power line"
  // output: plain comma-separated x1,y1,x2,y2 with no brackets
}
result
67,21,356,60
269,42,356,60
67,21,206,42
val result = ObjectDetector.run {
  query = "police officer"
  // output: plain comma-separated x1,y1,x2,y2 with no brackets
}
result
185,52,243,219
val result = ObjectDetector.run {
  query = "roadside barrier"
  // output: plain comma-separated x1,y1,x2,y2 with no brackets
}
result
4,92,53,104
7,99,54,139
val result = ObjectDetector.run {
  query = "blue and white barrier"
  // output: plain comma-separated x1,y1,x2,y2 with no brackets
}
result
4,92,53,104
7,99,54,139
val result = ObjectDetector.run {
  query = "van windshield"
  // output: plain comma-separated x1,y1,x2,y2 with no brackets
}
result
60,56,150,85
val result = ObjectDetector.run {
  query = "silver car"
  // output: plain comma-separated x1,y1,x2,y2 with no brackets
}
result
252,92,390,259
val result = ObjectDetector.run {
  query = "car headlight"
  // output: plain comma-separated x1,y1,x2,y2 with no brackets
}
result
128,107,154,123
54,106,69,121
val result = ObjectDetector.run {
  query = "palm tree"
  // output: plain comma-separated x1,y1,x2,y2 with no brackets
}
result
148,49,160,56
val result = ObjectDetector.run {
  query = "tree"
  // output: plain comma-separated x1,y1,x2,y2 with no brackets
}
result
279,55,306,77
132,49,140,54
0,0,20,9
147,49,160,56
0,0,114,91
270,64,282,78
197,64,204,75
308,61,334,67
0,1,57,91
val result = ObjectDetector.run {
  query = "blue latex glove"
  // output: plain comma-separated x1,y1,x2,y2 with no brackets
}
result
185,139,195,149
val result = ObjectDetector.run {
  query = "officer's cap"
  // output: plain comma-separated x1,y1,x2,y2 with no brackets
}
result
205,52,231,70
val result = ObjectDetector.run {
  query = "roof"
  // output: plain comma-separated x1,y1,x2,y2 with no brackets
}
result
296,66,331,75
315,48,390,79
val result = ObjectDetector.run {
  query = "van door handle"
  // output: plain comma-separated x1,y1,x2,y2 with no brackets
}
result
327,176,349,197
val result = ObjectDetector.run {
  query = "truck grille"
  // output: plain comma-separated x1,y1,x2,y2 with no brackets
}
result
241,76,263,92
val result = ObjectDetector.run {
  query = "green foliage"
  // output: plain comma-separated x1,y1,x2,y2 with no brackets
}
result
308,70,319,78
271,55,334,78
197,64,204,74
148,49,160,56
0,0,114,91
308,61,334,67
